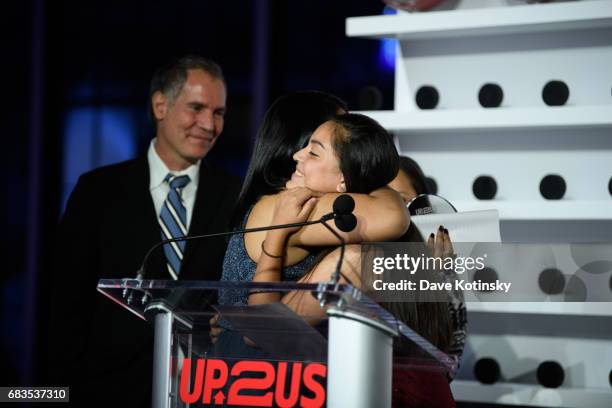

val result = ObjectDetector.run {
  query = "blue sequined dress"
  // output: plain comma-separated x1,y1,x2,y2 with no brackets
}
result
219,207,318,306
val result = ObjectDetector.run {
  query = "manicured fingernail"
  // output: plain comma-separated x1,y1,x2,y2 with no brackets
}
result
438,225,444,231
430,233,434,238
444,228,449,234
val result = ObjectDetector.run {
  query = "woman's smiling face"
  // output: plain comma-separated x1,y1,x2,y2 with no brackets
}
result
290,121,345,193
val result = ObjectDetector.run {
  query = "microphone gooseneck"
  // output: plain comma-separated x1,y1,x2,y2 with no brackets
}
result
133,194,357,284
126,195,358,305
317,195,358,307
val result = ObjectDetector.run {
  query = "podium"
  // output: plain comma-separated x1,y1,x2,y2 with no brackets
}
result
97,279,457,408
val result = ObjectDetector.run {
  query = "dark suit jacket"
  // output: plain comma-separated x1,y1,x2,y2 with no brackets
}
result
47,156,241,407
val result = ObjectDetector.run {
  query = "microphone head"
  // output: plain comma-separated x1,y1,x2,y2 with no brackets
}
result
335,213,357,232
333,194,355,215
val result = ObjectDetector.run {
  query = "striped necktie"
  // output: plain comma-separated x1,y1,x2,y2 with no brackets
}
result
159,174,190,279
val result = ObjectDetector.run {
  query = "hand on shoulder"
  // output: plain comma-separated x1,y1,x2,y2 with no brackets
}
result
270,187,321,233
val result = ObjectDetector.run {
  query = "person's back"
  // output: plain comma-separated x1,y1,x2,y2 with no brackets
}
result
219,196,318,306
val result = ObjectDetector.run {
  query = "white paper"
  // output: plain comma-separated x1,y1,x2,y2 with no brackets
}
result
411,209,501,243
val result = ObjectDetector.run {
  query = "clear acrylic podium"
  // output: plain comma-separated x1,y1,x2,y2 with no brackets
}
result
97,279,457,408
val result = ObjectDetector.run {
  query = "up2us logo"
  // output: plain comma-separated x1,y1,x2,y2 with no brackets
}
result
179,358,327,407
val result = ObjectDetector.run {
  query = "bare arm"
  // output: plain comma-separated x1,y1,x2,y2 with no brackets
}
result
249,229,289,305
244,186,409,266
249,188,318,305
283,245,363,324
288,186,410,247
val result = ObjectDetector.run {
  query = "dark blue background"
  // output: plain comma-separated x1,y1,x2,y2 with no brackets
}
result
3,0,395,386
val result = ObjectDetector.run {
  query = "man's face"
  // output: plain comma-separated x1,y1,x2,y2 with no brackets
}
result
153,69,226,170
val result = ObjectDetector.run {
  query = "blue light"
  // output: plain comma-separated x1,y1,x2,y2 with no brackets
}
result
62,107,137,212
378,6,398,72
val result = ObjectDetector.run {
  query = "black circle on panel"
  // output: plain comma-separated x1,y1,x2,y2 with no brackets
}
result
358,86,383,110
608,177,612,197
568,244,612,276
473,176,497,200
564,275,588,302
473,267,498,292
426,176,438,195
609,369,612,388
474,358,500,384
415,86,439,110
537,361,565,388
478,83,503,108
609,274,612,293
542,80,570,106
538,268,566,295
540,174,566,200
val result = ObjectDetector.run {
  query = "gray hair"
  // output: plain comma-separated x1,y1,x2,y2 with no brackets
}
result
149,55,225,121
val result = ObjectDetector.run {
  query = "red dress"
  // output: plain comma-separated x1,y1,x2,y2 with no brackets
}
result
392,367,456,408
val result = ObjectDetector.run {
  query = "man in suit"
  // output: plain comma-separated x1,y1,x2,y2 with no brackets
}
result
47,56,241,407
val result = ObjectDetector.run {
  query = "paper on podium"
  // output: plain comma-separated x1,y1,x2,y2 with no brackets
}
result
411,209,501,244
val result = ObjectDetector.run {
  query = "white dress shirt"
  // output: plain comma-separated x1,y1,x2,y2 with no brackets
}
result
148,138,200,231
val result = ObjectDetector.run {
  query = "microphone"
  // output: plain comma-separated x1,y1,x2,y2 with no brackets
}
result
332,194,357,233
333,191,354,214
314,194,358,307
125,194,357,303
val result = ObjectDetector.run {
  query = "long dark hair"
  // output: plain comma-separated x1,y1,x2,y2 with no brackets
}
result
299,113,449,349
231,91,347,228
379,243,452,354
398,155,431,196
391,157,450,352
315,138,450,351
329,113,399,194
396,155,431,243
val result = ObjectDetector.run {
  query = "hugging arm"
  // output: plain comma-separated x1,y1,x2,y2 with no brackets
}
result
249,188,319,305
248,186,408,311
251,240,363,322
283,245,362,323
288,186,409,247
